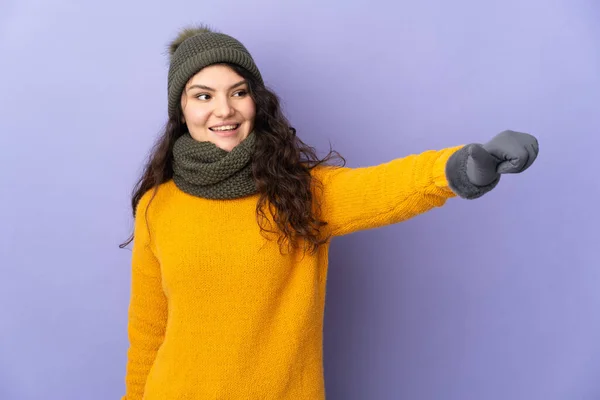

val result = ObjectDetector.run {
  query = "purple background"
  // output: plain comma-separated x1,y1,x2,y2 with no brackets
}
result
1,0,599,399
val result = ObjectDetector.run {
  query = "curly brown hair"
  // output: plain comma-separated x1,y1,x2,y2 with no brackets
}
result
119,63,346,255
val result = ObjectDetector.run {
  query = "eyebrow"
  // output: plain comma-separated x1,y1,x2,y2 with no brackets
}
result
186,80,247,92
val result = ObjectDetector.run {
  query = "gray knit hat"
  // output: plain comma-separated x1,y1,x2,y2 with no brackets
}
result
167,25,264,118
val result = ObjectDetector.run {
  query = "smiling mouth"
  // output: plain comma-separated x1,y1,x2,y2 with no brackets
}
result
209,124,240,132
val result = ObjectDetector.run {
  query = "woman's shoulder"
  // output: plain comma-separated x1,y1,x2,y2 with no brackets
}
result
308,163,347,184
136,180,178,216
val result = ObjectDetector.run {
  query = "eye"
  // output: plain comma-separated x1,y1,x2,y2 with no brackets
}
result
195,93,211,100
233,90,248,97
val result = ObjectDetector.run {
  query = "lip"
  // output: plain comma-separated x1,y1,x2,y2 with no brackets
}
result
210,123,241,137
209,121,241,128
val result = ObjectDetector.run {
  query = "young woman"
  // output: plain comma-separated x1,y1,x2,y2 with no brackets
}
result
120,25,539,400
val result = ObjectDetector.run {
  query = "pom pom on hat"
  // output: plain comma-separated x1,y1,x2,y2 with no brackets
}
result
167,24,218,59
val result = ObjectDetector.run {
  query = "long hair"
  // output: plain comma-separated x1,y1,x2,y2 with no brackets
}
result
119,63,346,255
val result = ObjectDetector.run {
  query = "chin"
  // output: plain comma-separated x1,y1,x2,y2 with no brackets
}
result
212,135,247,152
215,142,235,152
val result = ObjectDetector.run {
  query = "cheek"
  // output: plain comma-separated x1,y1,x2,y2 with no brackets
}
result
185,107,211,126
243,100,257,120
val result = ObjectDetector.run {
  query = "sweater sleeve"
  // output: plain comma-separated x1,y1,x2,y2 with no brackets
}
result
121,191,168,400
312,145,464,238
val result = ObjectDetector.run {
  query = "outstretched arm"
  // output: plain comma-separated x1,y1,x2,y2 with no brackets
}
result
313,145,464,237
313,130,538,238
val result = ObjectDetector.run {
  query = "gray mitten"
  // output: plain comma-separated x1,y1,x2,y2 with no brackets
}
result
446,130,539,199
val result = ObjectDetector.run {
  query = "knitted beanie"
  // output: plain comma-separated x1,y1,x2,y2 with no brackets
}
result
167,24,264,118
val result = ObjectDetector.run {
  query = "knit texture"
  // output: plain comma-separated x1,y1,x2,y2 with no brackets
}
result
172,131,257,199
445,144,500,199
168,29,263,118
121,145,463,400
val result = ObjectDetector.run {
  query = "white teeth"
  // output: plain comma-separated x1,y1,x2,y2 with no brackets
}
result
211,124,238,131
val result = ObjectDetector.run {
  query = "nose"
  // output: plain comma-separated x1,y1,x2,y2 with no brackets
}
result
214,96,235,118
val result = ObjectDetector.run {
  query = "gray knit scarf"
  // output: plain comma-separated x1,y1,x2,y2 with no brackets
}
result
172,131,258,199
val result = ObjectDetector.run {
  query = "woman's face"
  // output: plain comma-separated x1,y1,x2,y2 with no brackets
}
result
180,64,256,152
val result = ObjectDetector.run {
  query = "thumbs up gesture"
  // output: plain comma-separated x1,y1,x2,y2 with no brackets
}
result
466,130,539,186
445,130,540,199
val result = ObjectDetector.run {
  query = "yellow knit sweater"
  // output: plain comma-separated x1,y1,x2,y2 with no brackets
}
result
122,145,462,400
